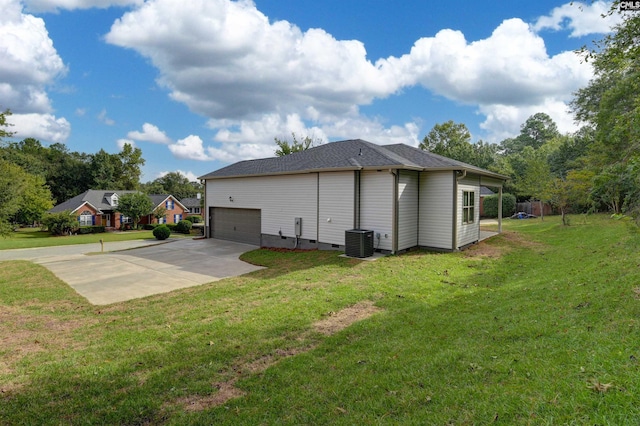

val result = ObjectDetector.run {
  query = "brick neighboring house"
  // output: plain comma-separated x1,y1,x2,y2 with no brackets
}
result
180,196,203,218
148,194,189,225
49,190,187,229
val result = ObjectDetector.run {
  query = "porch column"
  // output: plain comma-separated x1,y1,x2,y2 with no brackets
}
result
498,186,503,233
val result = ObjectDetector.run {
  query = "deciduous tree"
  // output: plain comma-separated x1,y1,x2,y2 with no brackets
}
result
420,121,497,168
115,192,153,229
142,172,202,200
274,133,321,156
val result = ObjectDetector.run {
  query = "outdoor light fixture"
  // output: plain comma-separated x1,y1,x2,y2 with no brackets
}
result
229,196,233,202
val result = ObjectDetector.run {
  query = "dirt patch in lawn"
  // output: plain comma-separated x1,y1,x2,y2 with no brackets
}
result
313,300,382,335
465,230,543,259
173,301,382,412
0,305,91,394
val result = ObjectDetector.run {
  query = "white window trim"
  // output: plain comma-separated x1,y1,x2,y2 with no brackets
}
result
79,210,93,227
463,191,475,225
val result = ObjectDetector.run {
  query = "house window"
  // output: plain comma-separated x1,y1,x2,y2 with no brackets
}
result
191,207,201,214
166,199,174,210
121,215,132,224
174,214,182,223
158,216,166,224
463,191,475,224
79,210,93,226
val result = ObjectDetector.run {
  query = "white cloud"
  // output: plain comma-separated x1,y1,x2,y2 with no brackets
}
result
158,169,199,182
168,135,212,161
104,0,596,160
97,108,115,125
203,112,420,161
478,99,577,143
533,1,620,37
105,0,396,122
127,122,172,144
0,0,66,113
0,0,71,142
9,113,70,143
23,0,142,13
116,138,135,149
388,19,592,107
168,134,275,164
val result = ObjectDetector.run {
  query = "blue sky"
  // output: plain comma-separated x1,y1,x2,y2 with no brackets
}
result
0,0,620,182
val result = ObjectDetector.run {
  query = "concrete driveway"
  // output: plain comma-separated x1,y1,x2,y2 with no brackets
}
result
0,238,263,305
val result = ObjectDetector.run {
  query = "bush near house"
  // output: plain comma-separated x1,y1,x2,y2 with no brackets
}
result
152,224,171,240
143,223,157,230
77,226,106,234
483,193,516,218
175,220,193,234
41,211,79,236
184,215,202,223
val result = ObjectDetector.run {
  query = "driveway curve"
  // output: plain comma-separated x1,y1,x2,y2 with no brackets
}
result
0,238,263,305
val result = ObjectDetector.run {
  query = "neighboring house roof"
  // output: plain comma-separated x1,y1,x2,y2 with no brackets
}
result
149,194,188,211
480,186,496,196
180,197,202,208
199,139,508,180
49,190,186,214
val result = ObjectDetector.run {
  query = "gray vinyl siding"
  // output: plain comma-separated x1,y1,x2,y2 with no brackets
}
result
457,180,480,248
360,170,394,252
318,171,355,246
205,174,318,240
419,171,454,250
398,170,419,251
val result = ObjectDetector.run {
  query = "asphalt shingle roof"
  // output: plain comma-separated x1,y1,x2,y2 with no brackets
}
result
199,139,507,180
50,191,183,214
180,197,202,208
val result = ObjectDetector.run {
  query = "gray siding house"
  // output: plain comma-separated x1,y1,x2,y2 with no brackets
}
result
199,139,507,253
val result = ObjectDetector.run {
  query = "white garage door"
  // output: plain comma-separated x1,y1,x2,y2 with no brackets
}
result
211,207,261,246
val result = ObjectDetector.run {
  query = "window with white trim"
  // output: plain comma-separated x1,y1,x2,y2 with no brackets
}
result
121,215,132,224
191,207,201,214
174,214,182,223
79,210,93,226
463,191,475,224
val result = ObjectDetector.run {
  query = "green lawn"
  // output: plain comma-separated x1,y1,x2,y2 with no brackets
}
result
1,215,639,424
0,227,157,250
0,227,199,250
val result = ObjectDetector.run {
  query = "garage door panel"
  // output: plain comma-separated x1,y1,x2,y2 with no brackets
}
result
212,208,261,246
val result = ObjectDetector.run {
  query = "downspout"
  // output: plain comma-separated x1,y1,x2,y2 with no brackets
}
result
390,169,399,254
452,170,467,251
498,185,503,233
201,179,208,238
354,170,361,229
478,174,481,243
317,172,320,245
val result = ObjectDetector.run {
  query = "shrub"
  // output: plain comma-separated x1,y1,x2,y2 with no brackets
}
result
78,226,106,234
42,211,79,236
184,215,202,223
483,193,516,218
143,223,157,230
175,220,193,234
153,225,171,240
166,223,177,231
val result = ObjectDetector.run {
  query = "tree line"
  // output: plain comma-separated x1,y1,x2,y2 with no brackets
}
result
419,3,639,224
0,111,202,234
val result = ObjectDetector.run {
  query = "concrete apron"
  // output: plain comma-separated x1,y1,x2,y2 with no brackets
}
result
13,238,263,305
